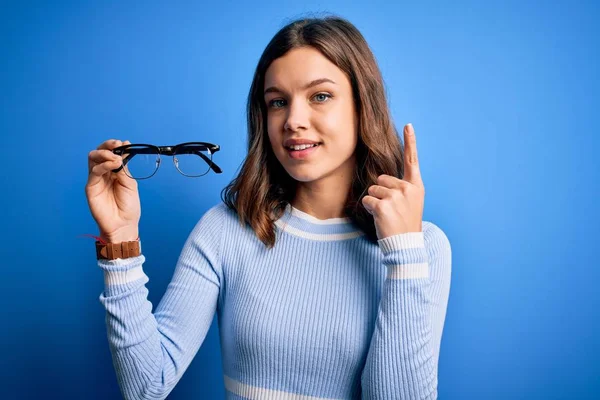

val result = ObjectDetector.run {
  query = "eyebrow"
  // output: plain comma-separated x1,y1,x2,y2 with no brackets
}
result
264,78,336,95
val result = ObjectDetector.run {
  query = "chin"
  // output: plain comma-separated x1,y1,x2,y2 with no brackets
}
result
284,166,323,183
288,172,320,183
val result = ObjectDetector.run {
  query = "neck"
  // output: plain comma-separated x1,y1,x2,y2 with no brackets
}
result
292,175,352,221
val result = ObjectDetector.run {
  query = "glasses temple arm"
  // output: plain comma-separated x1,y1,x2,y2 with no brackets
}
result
197,151,222,173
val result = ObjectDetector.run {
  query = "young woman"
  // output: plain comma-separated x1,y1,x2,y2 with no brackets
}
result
85,16,452,400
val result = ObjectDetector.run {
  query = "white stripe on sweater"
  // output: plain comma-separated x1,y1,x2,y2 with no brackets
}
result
387,262,430,280
224,375,342,400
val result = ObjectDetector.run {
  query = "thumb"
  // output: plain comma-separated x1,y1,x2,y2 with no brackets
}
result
116,140,131,161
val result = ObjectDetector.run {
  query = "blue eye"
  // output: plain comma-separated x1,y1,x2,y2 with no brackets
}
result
313,93,332,103
268,99,286,108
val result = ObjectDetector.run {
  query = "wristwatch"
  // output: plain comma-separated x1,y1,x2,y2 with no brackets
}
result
96,240,142,260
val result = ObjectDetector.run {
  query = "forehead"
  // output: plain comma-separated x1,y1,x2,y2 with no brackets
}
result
264,46,346,89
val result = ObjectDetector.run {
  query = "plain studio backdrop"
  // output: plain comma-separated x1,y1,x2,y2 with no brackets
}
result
1,1,598,399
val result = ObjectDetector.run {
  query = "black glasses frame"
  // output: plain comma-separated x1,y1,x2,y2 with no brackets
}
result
111,141,222,179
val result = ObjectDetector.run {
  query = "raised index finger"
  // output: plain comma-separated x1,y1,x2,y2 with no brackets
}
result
403,123,424,187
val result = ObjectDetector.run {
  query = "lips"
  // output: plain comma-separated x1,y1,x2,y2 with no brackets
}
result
285,143,320,152
283,138,321,148
285,143,320,160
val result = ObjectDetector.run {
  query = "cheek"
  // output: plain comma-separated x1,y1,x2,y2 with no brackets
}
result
266,116,281,148
320,103,357,150
335,137,357,160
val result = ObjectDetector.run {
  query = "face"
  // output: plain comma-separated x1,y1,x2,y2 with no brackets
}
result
264,46,358,185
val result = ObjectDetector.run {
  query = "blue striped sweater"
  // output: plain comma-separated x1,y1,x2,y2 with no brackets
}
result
97,202,452,399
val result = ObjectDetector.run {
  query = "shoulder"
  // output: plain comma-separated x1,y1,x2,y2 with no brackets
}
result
422,220,452,262
201,201,238,223
188,202,239,239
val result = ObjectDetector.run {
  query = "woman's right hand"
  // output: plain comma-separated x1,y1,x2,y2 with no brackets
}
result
85,139,141,243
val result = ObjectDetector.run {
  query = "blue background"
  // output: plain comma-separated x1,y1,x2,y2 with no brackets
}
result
1,1,598,399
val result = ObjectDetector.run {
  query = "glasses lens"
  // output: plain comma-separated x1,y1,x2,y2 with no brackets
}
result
121,145,160,179
173,145,212,177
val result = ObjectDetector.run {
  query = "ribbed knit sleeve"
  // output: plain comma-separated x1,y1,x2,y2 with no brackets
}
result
361,223,452,399
97,205,225,400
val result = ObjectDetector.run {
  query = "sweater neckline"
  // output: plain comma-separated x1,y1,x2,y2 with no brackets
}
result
274,204,364,241
288,204,352,225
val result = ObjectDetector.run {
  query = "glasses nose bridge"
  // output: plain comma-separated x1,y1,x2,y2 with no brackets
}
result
157,146,176,156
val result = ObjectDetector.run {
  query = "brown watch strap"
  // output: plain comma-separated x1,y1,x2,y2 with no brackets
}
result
96,240,141,260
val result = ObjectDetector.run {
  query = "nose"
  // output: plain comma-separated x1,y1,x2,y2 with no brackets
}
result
284,99,310,132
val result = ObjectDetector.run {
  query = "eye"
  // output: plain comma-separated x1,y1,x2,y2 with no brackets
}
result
268,99,286,109
312,93,332,103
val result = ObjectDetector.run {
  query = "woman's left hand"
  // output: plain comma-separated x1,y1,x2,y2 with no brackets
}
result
362,123,425,240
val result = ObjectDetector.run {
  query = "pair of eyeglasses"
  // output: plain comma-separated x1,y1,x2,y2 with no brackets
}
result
111,142,222,180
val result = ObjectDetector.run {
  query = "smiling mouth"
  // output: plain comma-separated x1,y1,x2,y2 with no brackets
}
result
285,143,321,151
285,143,321,159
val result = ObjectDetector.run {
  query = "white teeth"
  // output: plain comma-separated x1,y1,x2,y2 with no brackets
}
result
289,143,318,151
